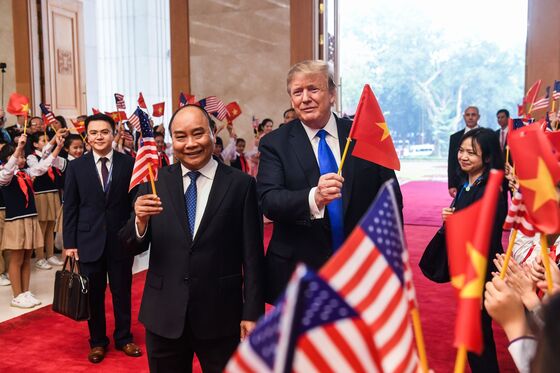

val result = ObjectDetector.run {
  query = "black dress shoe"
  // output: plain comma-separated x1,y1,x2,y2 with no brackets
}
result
88,346,106,364
118,342,142,357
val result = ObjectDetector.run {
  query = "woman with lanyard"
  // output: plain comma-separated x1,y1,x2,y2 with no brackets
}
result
442,127,507,373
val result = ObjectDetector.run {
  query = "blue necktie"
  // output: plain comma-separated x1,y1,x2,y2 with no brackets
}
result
185,171,200,236
316,129,344,250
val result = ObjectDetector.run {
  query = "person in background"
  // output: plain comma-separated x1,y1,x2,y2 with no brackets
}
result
495,109,510,155
213,136,224,163
64,134,85,161
0,108,12,143
280,108,297,127
154,132,169,167
448,106,481,198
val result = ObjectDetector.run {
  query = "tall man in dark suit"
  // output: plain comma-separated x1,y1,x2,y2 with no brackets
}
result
447,106,480,198
257,60,402,304
64,113,142,363
122,105,264,373
495,109,510,156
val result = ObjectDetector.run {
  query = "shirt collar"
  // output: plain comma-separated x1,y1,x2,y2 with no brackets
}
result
301,112,338,142
34,149,43,157
464,125,478,134
93,149,114,164
180,157,218,181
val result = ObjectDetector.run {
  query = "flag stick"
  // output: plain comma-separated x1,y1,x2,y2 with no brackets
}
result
411,307,429,373
500,229,518,279
505,145,510,166
147,162,157,195
552,100,556,114
454,345,467,373
23,116,28,135
540,234,553,294
337,137,352,175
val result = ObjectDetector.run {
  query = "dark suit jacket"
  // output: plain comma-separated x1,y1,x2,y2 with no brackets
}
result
63,151,136,263
121,162,264,340
448,129,465,190
257,116,403,303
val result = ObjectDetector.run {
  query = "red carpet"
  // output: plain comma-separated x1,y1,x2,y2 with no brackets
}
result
0,188,517,372
402,181,454,227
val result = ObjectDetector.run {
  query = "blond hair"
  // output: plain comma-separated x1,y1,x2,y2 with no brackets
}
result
286,60,336,94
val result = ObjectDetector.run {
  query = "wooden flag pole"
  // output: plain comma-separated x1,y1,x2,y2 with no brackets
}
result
505,145,510,166
411,307,429,373
500,229,518,279
540,234,554,294
454,346,467,373
337,137,352,175
147,162,157,195
23,116,28,135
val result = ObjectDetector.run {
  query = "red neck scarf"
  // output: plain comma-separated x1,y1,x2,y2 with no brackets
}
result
16,170,34,208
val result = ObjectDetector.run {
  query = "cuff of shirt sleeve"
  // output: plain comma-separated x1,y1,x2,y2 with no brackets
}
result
308,187,324,219
135,217,148,239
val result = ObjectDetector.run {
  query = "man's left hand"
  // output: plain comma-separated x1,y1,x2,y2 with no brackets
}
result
240,320,256,341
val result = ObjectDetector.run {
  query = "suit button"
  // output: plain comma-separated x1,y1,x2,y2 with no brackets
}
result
184,276,190,282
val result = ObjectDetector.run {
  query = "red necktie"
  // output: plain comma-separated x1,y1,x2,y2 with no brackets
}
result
240,155,247,173
16,171,34,207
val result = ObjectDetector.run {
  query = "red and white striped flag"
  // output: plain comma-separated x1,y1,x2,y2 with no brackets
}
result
320,179,418,373
39,103,57,127
129,107,159,191
503,191,537,237
203,96,228,121
114,93,126,110
128,112,142,132
531,86,550,111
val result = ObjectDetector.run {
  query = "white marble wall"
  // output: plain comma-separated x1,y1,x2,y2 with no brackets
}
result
0,0,17,125
84,0,172,127
189,0,291,148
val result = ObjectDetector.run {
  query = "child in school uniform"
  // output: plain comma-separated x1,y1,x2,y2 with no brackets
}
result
0,134,65,308
26,132,67,270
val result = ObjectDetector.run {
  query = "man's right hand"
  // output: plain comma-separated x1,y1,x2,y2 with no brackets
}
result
66,248,79,260
134,194,163,234
314,173,344,210
448,187,457,198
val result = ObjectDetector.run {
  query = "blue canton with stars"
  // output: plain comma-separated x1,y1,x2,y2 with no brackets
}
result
248,294,285,369
359,180,405,285
134,107,153,138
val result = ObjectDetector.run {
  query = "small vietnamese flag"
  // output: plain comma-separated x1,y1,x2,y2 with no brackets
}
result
105,111,128,122
225,101,241,122
509,126,560,233
138,92,147,109
152,102,165,117
92,107,101,115
7,93,30,117
349,84,400,170
446,169,504,354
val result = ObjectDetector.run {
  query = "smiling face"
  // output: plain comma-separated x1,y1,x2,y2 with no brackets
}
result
458,137,484,177
171,107,214,170
289,72,335,129
86,120,114,156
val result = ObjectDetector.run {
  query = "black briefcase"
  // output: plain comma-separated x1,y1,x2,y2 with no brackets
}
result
52,256,90,321
419,226,450,283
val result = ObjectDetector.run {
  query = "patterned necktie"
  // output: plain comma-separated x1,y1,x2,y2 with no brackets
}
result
100,157,109,190
316,129,344,250
185,171,200,236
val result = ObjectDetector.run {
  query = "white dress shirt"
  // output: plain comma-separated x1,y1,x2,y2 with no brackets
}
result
181,158,218,237
92,150,114,190
301,113,341,219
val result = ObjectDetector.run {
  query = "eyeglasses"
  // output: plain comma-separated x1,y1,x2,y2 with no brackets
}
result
88,130,112,137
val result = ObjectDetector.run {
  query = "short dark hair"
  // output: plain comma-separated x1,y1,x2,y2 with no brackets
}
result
154,132,164,139
0,144,15,163
496,109,510,118
85,113,115,132
167,105,213,134
55,115,67,128
215,136,223,147
30,116,43,123
236,138,246,146
64,134,83,149
29,132,44,147
458,127,504,181
283,108,295,118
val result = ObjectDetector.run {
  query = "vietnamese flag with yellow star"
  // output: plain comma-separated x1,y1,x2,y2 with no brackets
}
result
446,169,504,354
152,102,165,117
7,93,30,117
509,126,560,234
349,84,400,170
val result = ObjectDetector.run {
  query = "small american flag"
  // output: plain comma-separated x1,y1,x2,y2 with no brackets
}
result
553,80,560,101
320,179,418,373
225,265,382,373
178,92,188,108
39,103,57,127
199,96,228,121
114,93,126,110
129,107,158,191
128,112,142,132
503,191,536,237
531,86,550,111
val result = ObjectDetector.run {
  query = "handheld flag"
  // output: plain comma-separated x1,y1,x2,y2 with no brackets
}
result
7,93,30,117
225,264,382,373
178,92,195,107
226,101,242,123
503,191,536,237
152,102,165,117
70,119,86,135
531,86,551,111
446,169,504,355
198,96,228,121
92,107,100,115
138,92,147,109
525,80,542,112
349,84,400,170
114,93,126,110
552,80,560,101
39,103,57,127
129,107,159,191
509,126,560,233
106,111,128,122
320,179,419,373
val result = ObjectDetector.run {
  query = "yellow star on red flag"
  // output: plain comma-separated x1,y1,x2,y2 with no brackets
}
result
376,121,390,141
518,157,558,212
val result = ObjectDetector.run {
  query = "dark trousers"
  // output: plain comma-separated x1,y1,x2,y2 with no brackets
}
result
146,323,239,373
80,254,134,349
467,307,499,373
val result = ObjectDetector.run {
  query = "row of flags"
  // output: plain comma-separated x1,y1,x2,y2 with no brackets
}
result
519,79,560,116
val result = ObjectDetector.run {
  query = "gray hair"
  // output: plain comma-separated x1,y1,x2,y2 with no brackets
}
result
286,60,336,94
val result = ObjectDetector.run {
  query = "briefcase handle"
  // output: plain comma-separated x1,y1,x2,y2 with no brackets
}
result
62,255,82,275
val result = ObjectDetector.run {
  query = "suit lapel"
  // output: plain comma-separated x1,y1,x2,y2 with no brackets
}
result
193,163,232,244
289,121,320,187
164,163,192,242
336,119,355,214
